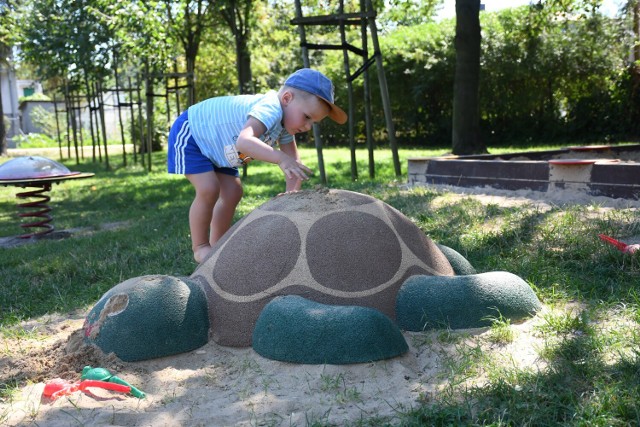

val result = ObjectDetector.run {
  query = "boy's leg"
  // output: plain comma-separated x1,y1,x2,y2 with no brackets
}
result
186,171,220,263
210,172,243,245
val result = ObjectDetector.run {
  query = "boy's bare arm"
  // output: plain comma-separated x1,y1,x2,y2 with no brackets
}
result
237,117,311,181
280,140,304,192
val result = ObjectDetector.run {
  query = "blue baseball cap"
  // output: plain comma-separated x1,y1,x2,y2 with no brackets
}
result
284,68,348,124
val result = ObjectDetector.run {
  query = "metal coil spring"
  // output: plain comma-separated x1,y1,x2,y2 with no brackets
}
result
16,184,54,238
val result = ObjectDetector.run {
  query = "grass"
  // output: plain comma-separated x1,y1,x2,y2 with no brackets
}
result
1,143,640,425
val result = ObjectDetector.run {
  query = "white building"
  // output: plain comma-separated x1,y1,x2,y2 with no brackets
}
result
1,58,43,145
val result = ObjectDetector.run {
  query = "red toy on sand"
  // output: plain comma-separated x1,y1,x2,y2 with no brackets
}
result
43,378,131,400
598,234,640,254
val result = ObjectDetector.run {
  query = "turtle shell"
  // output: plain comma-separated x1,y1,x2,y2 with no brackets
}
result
191,188,454,346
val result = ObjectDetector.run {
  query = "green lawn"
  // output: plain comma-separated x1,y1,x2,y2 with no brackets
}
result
1,144,639,425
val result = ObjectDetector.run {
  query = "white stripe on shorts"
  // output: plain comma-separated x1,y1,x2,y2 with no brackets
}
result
174,119,190,174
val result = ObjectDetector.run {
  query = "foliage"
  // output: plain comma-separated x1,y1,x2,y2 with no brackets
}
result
18,92,51,103
480,3,633,143
17,0,115,85
7,0,640,150
88,0,174,70
377,0,442,30
0,0,20,60
29,105,59,136
12,131,58,147
379,20,456,145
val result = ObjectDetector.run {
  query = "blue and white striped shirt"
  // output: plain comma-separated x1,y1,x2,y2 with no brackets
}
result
187,91,294,168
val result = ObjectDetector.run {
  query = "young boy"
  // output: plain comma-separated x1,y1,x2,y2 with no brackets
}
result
168,68,347,263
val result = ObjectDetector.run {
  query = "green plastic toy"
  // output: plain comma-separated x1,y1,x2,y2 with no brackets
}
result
81,366,146,399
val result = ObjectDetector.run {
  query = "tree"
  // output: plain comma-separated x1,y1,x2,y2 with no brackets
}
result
451,0,486,155
164,0,216,104
217,0,255,94
19,0,115,85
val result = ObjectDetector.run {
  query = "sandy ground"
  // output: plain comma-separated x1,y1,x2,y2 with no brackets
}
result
2,164,639,426
1,303,553,427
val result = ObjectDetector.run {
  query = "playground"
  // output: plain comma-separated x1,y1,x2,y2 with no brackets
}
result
1,147,639,424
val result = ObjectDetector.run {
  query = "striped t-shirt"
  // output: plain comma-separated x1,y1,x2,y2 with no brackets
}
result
187,91,294,168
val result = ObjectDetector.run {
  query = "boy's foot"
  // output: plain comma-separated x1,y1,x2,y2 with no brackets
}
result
194,244,212,264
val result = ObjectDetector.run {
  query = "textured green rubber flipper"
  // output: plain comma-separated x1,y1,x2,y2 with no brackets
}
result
253,295,408,364
396,271,542,331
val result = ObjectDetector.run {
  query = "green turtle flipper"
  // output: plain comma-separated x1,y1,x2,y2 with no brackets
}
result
253,295,408,364
396,271,542,331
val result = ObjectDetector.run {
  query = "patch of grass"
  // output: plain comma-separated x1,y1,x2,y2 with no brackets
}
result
483,309,516,345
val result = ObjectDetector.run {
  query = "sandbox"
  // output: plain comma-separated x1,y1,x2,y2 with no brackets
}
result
408,144,640,200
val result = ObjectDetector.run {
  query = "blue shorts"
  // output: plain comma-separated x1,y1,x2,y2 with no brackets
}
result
167,110,239,177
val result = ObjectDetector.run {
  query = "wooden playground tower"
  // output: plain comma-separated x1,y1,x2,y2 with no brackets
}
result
292,0,401,183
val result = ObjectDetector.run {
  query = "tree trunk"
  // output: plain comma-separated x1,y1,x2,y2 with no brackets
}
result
186,53,197,106
631,0,640,133
220,0,253,95
452,0,486,155
0,83,6,156
634,0,639,63
236,34,252,94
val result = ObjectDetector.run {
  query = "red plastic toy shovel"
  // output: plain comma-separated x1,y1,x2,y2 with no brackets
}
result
43,378,131,400
598,234,640,254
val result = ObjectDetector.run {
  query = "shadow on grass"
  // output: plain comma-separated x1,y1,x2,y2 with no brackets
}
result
400,331,640,426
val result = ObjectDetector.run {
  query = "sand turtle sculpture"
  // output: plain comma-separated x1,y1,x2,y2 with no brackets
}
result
83,189,542,364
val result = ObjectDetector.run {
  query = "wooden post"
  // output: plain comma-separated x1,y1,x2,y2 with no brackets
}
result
339,0,357,181
128,77,138,164
136,74,145,166
74,90,86,161
365,0,400,177
145,61,153,171
114,57,128,166
91,82,103,163
63,83,72,159
97,81,111,170
360,0,375,179
53,96,63,160
294,0,327,185
174,60,181,114
165,70,171,126
84,77,98,162
65,83,80,165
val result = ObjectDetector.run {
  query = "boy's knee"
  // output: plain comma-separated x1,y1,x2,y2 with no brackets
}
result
220,179,243,204
201,185,221,199
230,185,243,202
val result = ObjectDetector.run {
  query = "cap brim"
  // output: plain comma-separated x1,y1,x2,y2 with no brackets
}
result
328,105,348,125
316,95,347,124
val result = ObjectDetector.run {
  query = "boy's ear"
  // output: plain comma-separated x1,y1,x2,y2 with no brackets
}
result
281,89,294,106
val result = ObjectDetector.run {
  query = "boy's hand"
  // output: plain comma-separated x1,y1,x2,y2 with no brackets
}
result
278,155,312,181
